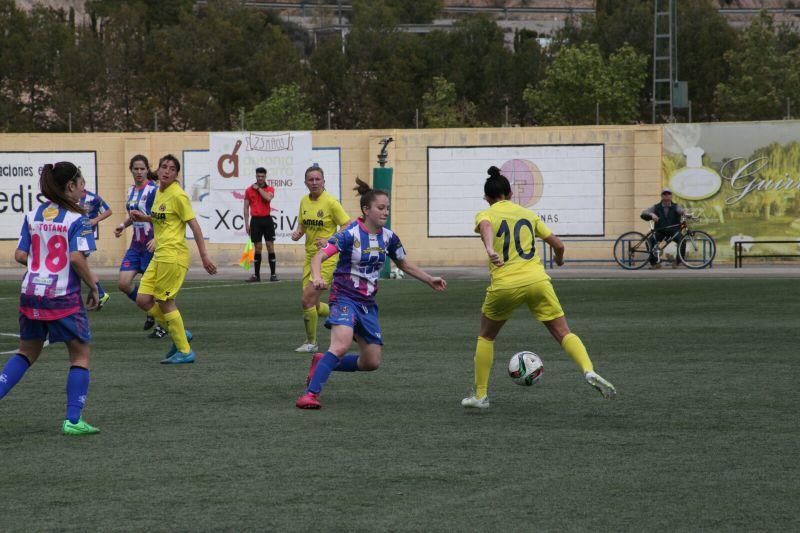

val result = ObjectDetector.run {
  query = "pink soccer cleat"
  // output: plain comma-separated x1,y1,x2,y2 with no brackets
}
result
296,391,321,409
305,352,324,386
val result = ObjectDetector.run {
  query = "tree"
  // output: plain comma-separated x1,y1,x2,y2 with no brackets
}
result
715,12,794,121
246,84,316,130
385,0,442,24
421,76,483,127
523,43,647,125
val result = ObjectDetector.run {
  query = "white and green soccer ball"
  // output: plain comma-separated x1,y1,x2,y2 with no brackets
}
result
508,351,544,386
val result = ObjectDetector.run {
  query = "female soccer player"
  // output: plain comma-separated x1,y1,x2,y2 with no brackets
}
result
296,178,447,409
79,181,112,308
114,155,166,337
131,154,217,364
461,166,617,409
0,162,101,435
290,165,353,353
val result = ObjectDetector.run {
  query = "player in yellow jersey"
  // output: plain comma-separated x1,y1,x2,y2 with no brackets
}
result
462,166,616,409
130,154,217,364
291,165,353,353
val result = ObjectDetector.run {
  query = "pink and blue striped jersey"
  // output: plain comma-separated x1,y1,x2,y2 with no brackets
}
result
17,202,96,320
328,220,406,305
125,182,157,248
79,190,110,219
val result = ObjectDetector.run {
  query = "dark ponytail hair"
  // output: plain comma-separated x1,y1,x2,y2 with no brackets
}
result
129,154,157,181
40,162,85,214
353,176,388,216
484,165,511,200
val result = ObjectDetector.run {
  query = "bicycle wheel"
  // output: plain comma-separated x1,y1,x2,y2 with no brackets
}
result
679,230,716,268
613,231,651,270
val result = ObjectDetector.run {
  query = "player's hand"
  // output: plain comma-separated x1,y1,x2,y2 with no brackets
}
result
554,253,565,267
291,229,303,241
201,254,217,275
650,214,659,222
89,218,98,227
146,239,156,253
429,277,447,292
312,277,327,290
130,210,146,222
85,287,100,311
114,224,125,238
487,249,504,267
252,183,260,189
314,237,327,249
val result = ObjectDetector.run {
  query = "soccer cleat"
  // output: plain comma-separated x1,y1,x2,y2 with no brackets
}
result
160,350,195,364
143,316,155,330
270,274,279,282
461,395,490,409
62,418,101,435
296,391,321,409
295,342,318,353
246,275,261,283
96,292,110,310
305,352,324,386
163,330,193,360
149,325,168,339
585,371,617,399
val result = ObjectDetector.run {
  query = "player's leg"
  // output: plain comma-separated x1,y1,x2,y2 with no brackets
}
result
335,304,383,372
298,324,355,409
315,258,335,318
0,333,44,400
297,259,322,352
56,310,100,434
265,239,277,281
251,237,263,282
154,265,192,364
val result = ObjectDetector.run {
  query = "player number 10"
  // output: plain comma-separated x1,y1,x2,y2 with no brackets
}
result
496,219,536,262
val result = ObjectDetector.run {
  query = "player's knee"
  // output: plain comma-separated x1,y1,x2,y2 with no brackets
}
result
118,280,131,293
135,294,152,311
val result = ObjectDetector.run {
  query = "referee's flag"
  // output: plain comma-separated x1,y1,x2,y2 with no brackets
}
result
238,240,254,269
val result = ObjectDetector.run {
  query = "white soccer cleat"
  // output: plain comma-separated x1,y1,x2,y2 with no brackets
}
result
294,342,319,353
461,395,490,409
585,371,617,399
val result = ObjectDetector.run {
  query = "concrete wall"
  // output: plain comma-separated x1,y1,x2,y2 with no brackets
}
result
0,125,662,267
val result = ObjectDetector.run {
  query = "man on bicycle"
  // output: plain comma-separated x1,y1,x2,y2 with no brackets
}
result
640,188,686,268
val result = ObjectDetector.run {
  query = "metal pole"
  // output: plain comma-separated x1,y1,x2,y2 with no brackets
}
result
688,100,692,123
154,111,158,132
240,108,245,131
415,108,419,128
327,110,332,129
504,105,509,127
596,102,600,125
68,112,72,133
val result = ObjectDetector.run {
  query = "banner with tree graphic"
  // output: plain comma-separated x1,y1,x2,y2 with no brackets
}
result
663,122,800,261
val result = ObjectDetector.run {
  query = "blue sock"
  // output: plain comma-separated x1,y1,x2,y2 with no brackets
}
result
126,284,139,302
307,352,340,395
335,354,360,372
65,366,90,423
97,282,106,298
0,354,31,400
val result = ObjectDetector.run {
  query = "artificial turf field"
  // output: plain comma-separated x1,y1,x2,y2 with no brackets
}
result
0,277,797,531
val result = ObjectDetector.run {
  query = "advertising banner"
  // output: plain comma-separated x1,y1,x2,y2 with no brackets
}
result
663,122,800,261
183,146,342,243
428,145,604,237
0,152,97,240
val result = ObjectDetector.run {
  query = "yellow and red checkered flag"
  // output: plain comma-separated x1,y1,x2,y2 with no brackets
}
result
238,240,255,270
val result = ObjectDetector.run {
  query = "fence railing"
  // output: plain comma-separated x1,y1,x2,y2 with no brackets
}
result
734,240,800,268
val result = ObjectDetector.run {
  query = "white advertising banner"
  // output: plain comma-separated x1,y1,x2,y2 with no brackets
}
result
428,145,604,237
182,146,342,243
0,152,98,240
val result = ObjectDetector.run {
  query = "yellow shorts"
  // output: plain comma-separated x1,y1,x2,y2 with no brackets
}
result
302,256,336,289
138,261,188,301
482,280,565,322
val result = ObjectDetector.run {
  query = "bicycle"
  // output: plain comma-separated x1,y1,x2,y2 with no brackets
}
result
613,214,716,270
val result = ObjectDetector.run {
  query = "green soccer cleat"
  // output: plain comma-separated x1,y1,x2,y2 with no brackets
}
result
62,418,101,436
96,292,110,311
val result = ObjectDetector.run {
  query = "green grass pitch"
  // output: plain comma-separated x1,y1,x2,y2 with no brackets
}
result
0,277,797,531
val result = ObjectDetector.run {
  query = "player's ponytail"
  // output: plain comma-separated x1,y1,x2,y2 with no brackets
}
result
40,162,86,214
484,165,511,200
354,176,388,217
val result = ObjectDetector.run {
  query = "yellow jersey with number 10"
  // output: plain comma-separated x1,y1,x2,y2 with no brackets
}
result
298,190,350,256
475,199,552,289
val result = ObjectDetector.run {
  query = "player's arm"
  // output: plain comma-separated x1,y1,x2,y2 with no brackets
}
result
14,250,27,266
69,251,99,310
257,186,274,202
478,219,503,267
129,210,152,223
114,216,134,238
187,218,217,275
91,207,113,227
395,257,447,292
544,234,565,266
310,243,338,289
243,197,251,235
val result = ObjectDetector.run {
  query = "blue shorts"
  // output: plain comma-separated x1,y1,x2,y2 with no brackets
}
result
19,309,91,344
120,246,154,273
325,297,383,346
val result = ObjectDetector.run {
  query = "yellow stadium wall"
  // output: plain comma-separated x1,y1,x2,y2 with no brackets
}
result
0,126,662,268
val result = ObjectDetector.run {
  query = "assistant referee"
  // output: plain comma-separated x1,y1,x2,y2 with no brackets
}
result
244,167,278,282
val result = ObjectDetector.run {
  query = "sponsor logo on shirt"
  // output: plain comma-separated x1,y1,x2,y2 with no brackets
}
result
302,218,324,227
43,207,59,220
158,204,166,211
317,210,324,217
32,276,55,285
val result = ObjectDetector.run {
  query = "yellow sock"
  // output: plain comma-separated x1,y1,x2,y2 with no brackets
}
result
561,333,594,373
317,302,330,318
146,304,168,330
163,310,190,353
474,336,494,398
302,307,318,344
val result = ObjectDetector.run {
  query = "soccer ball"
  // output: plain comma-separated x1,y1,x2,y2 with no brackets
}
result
508,351,544,386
